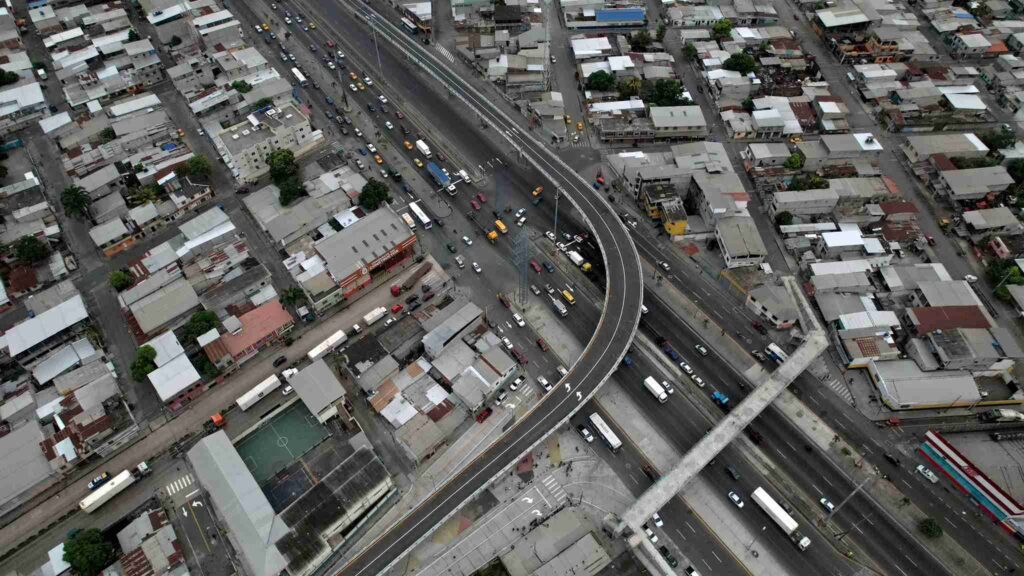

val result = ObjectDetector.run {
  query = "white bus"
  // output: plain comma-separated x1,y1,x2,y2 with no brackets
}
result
400,17,417,35
237,374,283,411
307,329,348,361
588,413,622,452
765,342,789,364
291,67,308,87
409,202,432,229
642,376,668,404
401,212,417,230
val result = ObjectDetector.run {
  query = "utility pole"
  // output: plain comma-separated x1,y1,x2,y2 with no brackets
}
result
551,187,562,257
827,476,873,523
746,525,766,552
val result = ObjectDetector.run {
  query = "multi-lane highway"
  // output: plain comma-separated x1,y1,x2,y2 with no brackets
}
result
260,2,645,575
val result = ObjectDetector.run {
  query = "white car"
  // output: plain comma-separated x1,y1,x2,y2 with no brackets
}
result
679,362,693,375
380,169,389,179
728,491,744,508
545,231,556,242
692,375,705,388
282,385,294,396
538,376,552,391
517,217,526,227
354,128,363,137
556,242,567,252
327,61,336,70
378,94,389,104
695,344,709,356
255,24,264,33
502,337,514,350
384,317,396,327
447,184,457,194
530,284,541,295
367,143,377,153
364,77,373,85
819,497,835,513
658,260,671,272
965,274,979,283
916,464,939,483
510,376,525,391
462,235,473,246
349,83,358,92
384,121,394,130
652,512,664,527
472,262,482,273
643,524,659,543
512,313,525,327
285,17,292,24
557,365,568,377
337,51,346,59
515,208,527,219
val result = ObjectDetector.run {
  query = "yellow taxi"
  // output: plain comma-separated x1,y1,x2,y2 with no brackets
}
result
309,22,317,29
261,23,270,31
414,158,424,168
403,140,413,150
564,114,571,125
374,154,384,165
349,72,359,81
576,121,584,132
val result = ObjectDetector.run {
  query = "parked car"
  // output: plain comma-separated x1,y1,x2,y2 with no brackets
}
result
577,425,594,443
88,472,111,490
728,491,745,508
273,356,288,367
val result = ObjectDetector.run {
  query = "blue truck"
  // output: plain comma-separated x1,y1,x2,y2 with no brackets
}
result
426,162,450,187
711,390,730,410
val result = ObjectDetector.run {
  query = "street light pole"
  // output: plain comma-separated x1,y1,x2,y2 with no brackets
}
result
746,525,766,552
552,187,562,257
827,476,873,523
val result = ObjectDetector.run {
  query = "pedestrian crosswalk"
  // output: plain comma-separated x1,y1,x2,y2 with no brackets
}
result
541,474,567,504
826,378,855,405
435,45,455,63
165,474,194,496
565,137,589,148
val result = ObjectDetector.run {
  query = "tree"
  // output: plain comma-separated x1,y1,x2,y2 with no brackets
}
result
987,258,1024,301
169,35,183,47
951,156,998,169
98,127,117,143
61,185,91,218
918,518,943,539
196,355,220,380
683,42,699,61
127,29,140,42
131,346,158,382
656,22,667,42
109,270,134,291
980,127,1016,151
650,79,685,107
788,174,828,191
586,70,616,91
278,176,305,206
617,77,643,99
267,149,299,184
231,80,253,93
775,211,794,226
741,97,755,112
183,310,220,341
13,235,49,263
1007,158,1024,183
629,30,653,52
0,70,19,86
723,52,758,75
253,97,275,110
712,18,734,41
185,154,211,179
783,152,805,170
64,529,115,576
279,287,307,307
359,178,391,211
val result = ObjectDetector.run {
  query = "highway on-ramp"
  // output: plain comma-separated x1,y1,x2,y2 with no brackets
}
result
310,2,645,575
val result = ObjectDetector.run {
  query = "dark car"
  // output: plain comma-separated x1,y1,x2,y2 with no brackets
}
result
884,453,902,467
658,546,678,568
405,294,420,305
475,407,493,423
543,261,555,273
401,125,411,135
367,103,376,112
446,243,457,253
746,429,763,444
273,356,288,367
726,465,741,481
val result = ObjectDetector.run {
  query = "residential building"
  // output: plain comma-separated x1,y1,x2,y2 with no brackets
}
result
214,104,324,183
289,359,348,423
716,216,767,269
202,300,294,371
746,283,798,329
934,166,1015,202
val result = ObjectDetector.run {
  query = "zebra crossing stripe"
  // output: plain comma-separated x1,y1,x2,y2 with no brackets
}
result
436,45,455,63
165,474,194,495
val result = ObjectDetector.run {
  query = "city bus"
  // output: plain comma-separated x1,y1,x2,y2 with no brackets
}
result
765,342,789,364
409,201,432,229
400,17,417,35
401,212,417,230
237,374,283,411
642,376,668,404
291,67,308,87
588,413,622,452
307,329,348,361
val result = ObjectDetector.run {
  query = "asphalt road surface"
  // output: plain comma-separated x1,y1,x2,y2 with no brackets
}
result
267,2,646,575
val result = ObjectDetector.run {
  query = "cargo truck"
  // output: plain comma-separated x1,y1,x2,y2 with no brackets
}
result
363,306,387,326
981,409,1024,423
751,487,811,551
79,463,151,514
426,162,449,187
566,250,592,272
415,140,431,157
550,296,568,317
487,230,498,243
495,220,508,234
643,376,668,403
391,262,433,296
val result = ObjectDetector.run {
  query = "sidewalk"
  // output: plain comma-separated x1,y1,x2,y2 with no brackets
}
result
648,267,989,575
0,261,433,561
